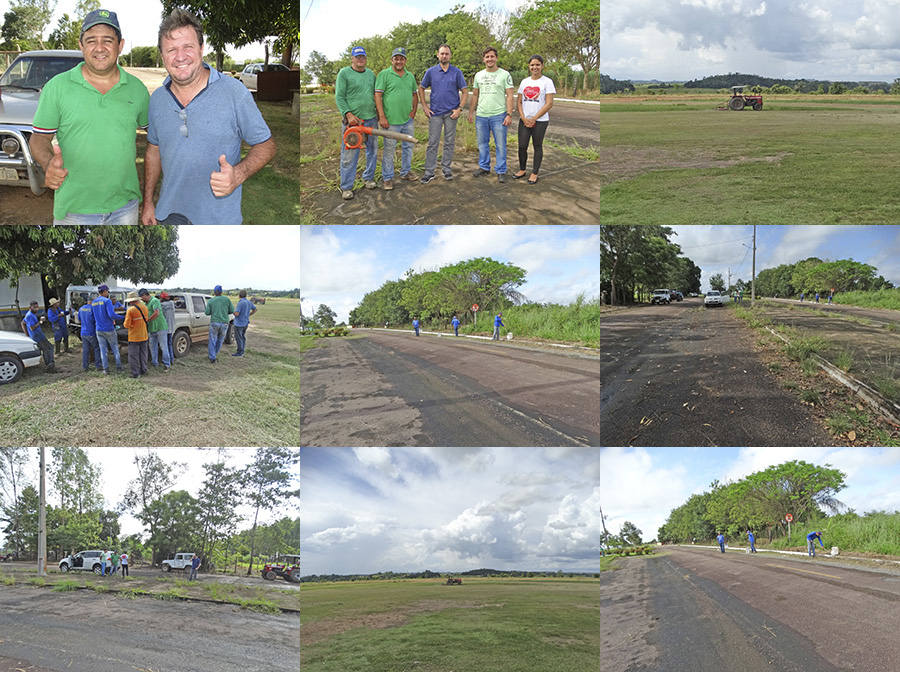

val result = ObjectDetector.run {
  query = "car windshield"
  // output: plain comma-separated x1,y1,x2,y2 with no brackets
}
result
0,54,82,90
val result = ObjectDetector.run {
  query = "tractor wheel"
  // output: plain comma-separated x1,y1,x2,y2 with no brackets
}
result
753,101,763,111
264,570,277,581
728,97,745,111
288,569,301,583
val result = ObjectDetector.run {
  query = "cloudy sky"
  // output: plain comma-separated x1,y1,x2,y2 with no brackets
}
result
299,225,601,323
601,448,900,544
2,448,300,540
106,225,300,292
669,225,900,293
0,0,269,62
600,0,900,82
300,448,600,575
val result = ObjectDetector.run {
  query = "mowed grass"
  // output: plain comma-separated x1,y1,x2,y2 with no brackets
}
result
0,297,302,446
597,97,900,224
299,577,600,671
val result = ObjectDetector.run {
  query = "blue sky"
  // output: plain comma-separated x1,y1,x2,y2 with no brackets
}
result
600,0,900,82
600,449,900,544
669,225,900,293
299,225,601,323
299,448,600,575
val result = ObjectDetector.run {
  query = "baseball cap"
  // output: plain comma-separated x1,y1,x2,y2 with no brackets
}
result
97,284,109,292
214,284,223,292
351,46,367,57
391,47,407,58
81,9,122,40
138,288,149,296
160,292,170,300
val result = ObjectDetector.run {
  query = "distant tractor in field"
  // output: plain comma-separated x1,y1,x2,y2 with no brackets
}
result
722,85,763,111
445,577,462,585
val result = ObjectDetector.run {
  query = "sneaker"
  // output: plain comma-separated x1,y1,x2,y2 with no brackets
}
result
383,179,393,190
443,172,454,181
164,366,171,372
419,174,435,184
231,353,243,357
364,180,377,189
400,173,417,182
342,190,354,200
103,369,110,375
498,172,507,183
472,168,490,177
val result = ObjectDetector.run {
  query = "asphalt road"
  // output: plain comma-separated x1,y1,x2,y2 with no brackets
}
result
601,547,900,671
596,298,836,446
0,586,299,671
298,330,602,446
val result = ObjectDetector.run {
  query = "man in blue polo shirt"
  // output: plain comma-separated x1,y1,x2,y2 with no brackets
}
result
29,9,149,224
78,295,102,372
91,284,123,374
417,44,468,183
21,301,57,373
141,8,275,225
231,290,257,357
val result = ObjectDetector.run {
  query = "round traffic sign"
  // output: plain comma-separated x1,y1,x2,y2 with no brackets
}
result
472,303,479,311
786,513,793,522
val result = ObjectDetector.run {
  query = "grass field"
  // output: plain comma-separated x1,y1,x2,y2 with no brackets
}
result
597,95,900,224
298,577,600,671
0,297,302,446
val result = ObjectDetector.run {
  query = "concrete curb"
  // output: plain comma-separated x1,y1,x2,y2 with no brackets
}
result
673,544,900,566
763,326,900,426
365,327,601,353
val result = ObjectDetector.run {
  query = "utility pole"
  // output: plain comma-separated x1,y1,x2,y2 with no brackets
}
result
751,225,757,305
38,448,47,576
599,503,611,549
727,267,732,291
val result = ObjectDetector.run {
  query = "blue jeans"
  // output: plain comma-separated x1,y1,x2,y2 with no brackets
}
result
414,325,419,336
719,542,725,553
81,334,100,370
808,540,816,556
234,325,247,355
149,330,171,367
475,112,508,174
750,541,756,552
101,561,106,576
208,322,228,361
96,330,121,370
424,112,458,177
381,118,415,180
167,332,174,360
189,567,198,581
53,199,139,225
340,117,378,190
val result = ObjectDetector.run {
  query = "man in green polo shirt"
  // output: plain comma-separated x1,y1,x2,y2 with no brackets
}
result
29,9,149,224
335,46,377,200
374,47,418,190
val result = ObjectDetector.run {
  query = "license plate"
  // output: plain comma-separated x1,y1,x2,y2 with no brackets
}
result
0,167,20,181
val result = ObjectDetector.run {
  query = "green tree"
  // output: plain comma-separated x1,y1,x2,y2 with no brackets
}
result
619,521,643,546
0,449,31,556
147,490,202,559
0,0,55,50
47,13,79,49
708,273,725,292
509,0,599,90
242,448,300,575
314,304,337,328
119,451,186,565
48,448,103,515
305,50,337,86
196,450,244,566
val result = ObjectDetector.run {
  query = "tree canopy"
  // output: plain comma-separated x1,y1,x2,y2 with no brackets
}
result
755,257,893,298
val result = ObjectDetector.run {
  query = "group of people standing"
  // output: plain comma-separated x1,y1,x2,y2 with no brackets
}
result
336,43,555,199
29,7,274,224
715,529,825,557
100,549,130,577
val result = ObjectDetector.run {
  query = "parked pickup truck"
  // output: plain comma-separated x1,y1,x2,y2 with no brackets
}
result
160,552,196,572
651,289,671,305
65,287,233,358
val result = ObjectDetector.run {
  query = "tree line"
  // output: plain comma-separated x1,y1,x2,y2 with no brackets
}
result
0,448,299,573
349,257,527,327
657,460,847,544
304,0,599,92
600,225,702,304
754,257,894,298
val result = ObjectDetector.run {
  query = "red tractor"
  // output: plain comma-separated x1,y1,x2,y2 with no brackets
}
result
445,577,462,585
724,85,763,111
261,554,300,583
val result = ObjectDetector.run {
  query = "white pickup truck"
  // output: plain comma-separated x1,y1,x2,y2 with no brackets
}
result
160,552,196,572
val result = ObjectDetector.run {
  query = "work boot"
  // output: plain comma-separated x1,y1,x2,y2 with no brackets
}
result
46,365,58,374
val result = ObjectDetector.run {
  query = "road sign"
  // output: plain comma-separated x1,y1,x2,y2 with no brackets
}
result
472,304,479,311
786,513,793,522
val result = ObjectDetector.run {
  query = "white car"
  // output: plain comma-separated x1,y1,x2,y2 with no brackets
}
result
0,329,43,384
704,290,724,307
59,550,104,574
161,552,196,572
238,62,291,90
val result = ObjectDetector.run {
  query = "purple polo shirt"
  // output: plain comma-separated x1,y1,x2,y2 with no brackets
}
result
420,64,467,116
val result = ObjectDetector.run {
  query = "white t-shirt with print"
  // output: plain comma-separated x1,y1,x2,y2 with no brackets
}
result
517,75,556,122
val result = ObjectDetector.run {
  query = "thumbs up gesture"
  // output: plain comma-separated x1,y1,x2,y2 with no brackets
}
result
46,144,69,190
210,154,238,197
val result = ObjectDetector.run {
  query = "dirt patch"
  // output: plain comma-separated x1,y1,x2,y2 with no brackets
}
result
598,145,792,186
599,556,658,671
300,599,506,645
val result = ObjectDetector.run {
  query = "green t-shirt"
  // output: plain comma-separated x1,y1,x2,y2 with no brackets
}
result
374,68,417,125
205,294,235,323
32,63,150,221
473,68,513,117
146,296,167,333
335,66,377,120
